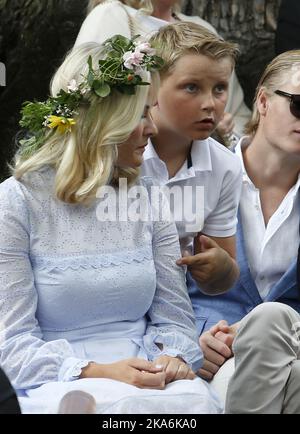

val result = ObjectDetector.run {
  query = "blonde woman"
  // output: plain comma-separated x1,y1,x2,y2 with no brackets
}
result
0,37,221,413
75,0,251,140
195,50,300,413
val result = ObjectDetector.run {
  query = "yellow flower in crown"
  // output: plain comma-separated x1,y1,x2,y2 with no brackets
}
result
18,35,164,158
47,115,76,134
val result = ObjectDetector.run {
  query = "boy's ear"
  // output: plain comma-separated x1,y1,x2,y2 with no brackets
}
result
256,87,268,116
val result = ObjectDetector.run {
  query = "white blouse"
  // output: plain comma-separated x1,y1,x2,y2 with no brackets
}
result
0,168,202,388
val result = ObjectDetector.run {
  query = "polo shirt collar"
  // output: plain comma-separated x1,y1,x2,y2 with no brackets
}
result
144,138,213,173
190,139,212,172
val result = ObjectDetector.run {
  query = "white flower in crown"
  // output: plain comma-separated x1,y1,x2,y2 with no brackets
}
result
67,79,79,93
123,49,145,71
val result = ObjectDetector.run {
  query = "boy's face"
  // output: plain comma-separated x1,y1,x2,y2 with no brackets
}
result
153,53,232,142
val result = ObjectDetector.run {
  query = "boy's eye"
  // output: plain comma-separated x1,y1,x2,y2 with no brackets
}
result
214,84,227,94
184,83,198,93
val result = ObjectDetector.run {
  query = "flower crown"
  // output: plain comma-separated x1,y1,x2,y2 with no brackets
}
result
19,35,163,157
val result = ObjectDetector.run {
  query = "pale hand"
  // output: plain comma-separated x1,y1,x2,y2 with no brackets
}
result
153,355,196,384
80,357,166,389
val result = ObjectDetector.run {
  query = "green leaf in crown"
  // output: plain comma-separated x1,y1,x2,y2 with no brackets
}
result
18,35,164,158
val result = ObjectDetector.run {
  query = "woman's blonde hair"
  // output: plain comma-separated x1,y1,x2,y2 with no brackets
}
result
149,21,239,79
13,43,159,205
87,0,181,16
245,50,300,137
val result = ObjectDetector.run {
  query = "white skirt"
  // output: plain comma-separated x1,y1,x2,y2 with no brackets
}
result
19,377,222,414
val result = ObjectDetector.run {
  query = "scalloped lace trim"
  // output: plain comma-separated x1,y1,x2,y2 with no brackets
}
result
31,246,153,270
70,360,90,379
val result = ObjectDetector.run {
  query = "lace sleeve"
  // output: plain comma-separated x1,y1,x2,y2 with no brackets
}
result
0,178,90,390
142,185,203,371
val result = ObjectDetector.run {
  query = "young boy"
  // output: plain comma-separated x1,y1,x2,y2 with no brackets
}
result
142,22,242,302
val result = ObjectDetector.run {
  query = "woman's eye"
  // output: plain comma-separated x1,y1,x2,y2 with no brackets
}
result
185,84,198,93
141,106,150,119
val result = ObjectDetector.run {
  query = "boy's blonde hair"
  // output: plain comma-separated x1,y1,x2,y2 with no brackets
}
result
245,50,300,137
13,43,159,205
149,21,239,78
87,0,181,16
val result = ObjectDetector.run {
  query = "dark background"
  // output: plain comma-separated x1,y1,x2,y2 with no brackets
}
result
0,0,281,181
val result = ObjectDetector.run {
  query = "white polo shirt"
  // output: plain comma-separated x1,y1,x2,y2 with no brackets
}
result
237,137,300,300
141,138,242,251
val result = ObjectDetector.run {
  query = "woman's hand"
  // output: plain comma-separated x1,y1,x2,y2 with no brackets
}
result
80,357,166,389
153,355,196,384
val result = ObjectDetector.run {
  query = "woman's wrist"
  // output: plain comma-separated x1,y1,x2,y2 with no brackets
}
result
80,361,110,379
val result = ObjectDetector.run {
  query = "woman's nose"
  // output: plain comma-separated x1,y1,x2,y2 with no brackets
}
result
144,114,158,137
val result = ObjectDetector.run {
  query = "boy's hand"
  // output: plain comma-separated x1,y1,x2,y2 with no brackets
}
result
177,235,236,295
216,112,235,136
198,320,235,380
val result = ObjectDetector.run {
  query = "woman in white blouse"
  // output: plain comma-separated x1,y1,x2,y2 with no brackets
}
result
0,37,221,413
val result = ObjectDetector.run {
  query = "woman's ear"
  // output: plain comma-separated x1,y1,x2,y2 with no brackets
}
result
256,87,269,117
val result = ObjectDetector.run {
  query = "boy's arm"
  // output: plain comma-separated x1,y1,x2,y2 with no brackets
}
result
177,233,239,295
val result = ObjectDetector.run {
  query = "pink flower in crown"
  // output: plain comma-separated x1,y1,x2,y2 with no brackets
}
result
123,49,145,71
135,42,156,56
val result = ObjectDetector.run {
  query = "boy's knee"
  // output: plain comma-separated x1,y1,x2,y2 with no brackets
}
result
233,303,299,352
241,302,297,330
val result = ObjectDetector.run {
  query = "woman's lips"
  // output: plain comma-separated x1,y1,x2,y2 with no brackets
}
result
136,143,147,150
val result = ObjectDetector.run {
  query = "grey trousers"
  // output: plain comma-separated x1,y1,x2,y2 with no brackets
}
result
225,302,300,414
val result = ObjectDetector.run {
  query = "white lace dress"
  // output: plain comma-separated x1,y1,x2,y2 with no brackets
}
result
0,167,221,414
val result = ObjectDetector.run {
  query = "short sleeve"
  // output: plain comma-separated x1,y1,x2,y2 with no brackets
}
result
202,158,243,237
